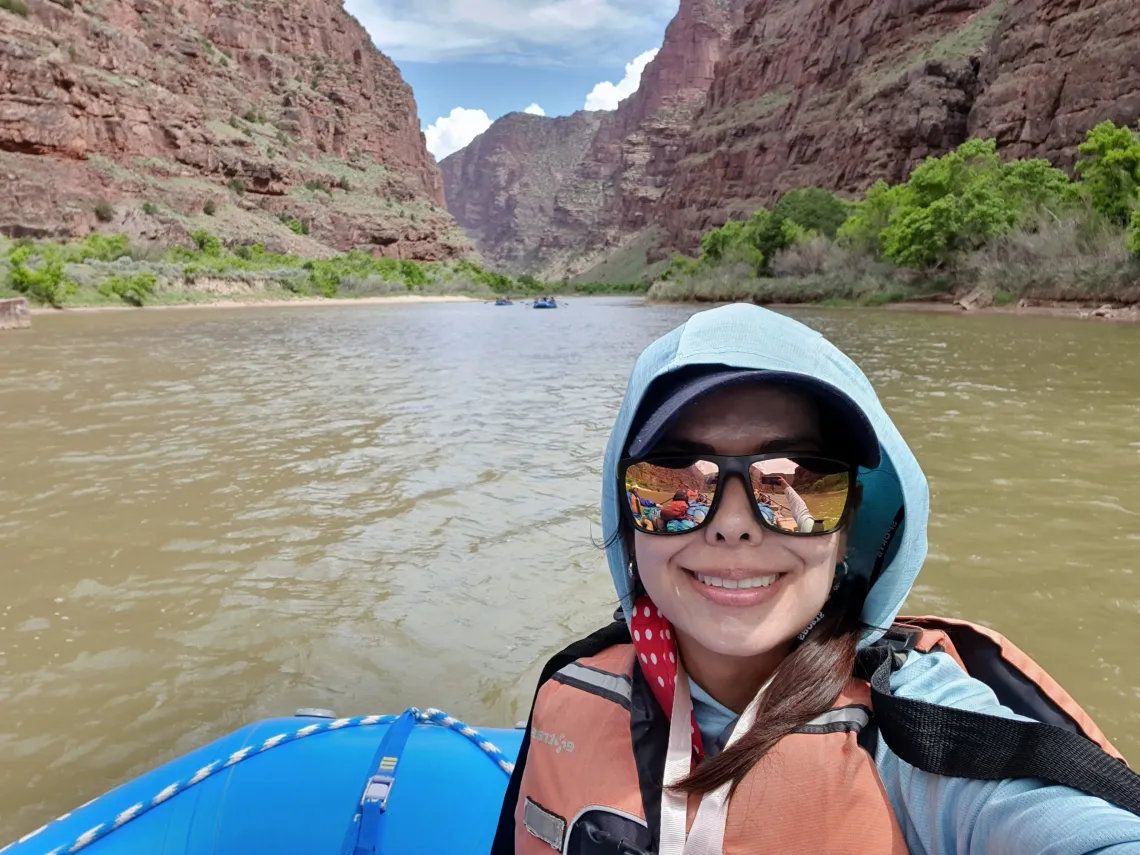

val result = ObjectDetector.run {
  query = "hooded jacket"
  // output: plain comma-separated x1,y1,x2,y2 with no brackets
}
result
512,304,1140,854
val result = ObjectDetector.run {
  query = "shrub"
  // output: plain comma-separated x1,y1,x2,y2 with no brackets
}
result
98,272,157,306
203,199,217,216
0,0,30,17
276,130,289,145
337,176,351,192
94,200,115,222
279,215,308,235
6,247,76,307
955,210,1134,301
49,0,74,8
190,230,222,256
400,260,428,288
339,274,406,296
1074,120,1140,226
142,202,158,216
243,109,258,123
1129,208,1140,257
227,178,246,195
70,233,131,263
304,179,327,193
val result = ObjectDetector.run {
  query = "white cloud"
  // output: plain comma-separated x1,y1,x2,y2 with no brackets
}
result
583,48,658,111
345,0,676,65
523,103,546,116
425,107,493,160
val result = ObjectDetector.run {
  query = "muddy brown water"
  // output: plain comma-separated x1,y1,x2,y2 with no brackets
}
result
2,299,1138,840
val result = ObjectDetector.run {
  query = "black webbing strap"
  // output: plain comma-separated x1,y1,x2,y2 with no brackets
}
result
859,642,1140,815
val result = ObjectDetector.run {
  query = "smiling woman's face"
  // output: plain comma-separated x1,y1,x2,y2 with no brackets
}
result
632,384,846,673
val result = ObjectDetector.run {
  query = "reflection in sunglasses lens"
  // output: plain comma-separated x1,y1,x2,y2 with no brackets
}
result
750,458,849,534
625,457,850,535
624,460,718,533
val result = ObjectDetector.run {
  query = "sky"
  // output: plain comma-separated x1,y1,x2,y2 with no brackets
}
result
344,0,678,160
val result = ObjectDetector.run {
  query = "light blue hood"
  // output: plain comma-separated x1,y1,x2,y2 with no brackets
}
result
601,304,929,645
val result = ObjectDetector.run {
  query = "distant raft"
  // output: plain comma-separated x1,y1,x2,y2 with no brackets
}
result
532,300,558,309
5,708,521,855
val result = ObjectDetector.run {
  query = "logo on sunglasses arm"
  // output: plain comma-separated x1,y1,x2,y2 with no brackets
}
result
531,727,576,754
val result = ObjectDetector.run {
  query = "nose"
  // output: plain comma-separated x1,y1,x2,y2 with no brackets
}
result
705,474,766,543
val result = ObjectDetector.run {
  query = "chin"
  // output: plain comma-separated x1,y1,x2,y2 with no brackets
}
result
680,612,802,659
655,568,827,660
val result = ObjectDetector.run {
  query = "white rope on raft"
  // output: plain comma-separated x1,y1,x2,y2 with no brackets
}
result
4,708,514,855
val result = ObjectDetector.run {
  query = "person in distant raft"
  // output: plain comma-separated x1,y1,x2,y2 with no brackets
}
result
493,304,1140,855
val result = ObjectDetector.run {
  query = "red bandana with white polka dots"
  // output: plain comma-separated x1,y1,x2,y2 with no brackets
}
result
630,594,706,763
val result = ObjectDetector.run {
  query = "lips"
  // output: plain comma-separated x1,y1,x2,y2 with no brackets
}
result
684,568,787,606
692,572,779,590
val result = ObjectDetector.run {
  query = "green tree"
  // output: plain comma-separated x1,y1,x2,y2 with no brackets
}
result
1074,121,1140,225
837,179,909,256
772,188,850,238
841,139,1076,268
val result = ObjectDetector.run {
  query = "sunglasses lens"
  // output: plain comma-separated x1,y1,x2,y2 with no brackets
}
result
624,459,719,533
750,457,851,534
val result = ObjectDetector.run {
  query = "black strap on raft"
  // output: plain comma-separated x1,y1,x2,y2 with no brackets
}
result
858,636,1140,816
490,620,633,855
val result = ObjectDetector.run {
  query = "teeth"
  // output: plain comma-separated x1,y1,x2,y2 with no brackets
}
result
695,573,778,590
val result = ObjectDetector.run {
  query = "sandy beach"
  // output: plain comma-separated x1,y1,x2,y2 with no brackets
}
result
28,294,482,315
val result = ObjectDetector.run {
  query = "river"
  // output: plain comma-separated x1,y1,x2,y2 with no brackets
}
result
1,298,1138,840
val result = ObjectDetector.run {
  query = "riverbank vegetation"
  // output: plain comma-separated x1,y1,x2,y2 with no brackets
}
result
0,231,639,308
650,121,1140,307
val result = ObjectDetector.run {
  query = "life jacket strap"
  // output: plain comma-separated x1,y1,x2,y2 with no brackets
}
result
858,642,1140,815
552,662,633,710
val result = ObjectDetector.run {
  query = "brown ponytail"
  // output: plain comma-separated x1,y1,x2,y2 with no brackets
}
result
674,583,866,795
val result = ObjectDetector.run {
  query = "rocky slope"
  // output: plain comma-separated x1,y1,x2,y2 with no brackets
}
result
0,0,469,259
968,0,1140,166
441,111,603,271
659,0,1002,254
443,0,1140,272
439,0,747,277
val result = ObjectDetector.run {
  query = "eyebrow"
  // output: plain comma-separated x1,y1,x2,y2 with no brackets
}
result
657,435,823,455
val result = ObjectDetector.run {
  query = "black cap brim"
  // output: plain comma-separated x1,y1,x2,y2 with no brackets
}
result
626,368,881,469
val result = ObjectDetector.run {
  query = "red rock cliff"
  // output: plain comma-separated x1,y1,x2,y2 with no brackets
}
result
659,0,999,255
441,112,604,271
968,0,1140,166
440,0,747,277
445,0,1140,273
0,0,468,258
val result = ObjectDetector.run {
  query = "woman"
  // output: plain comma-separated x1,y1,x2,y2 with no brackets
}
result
493,304,1140,854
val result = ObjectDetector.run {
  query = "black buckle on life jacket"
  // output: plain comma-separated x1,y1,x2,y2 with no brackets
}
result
856,628,918,680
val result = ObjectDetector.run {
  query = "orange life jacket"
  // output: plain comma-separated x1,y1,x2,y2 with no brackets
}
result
493,616,1132,855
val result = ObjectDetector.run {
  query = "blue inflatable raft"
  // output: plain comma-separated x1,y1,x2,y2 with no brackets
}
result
532,300,557,309
5,708,521,855
494,299,513,306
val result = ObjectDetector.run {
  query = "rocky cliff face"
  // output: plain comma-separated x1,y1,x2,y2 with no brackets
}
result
441,112,603,271
440,0,746,277
659,0,1001,255
444,0,1140,272
0,0,468,258
968,0,1140,166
